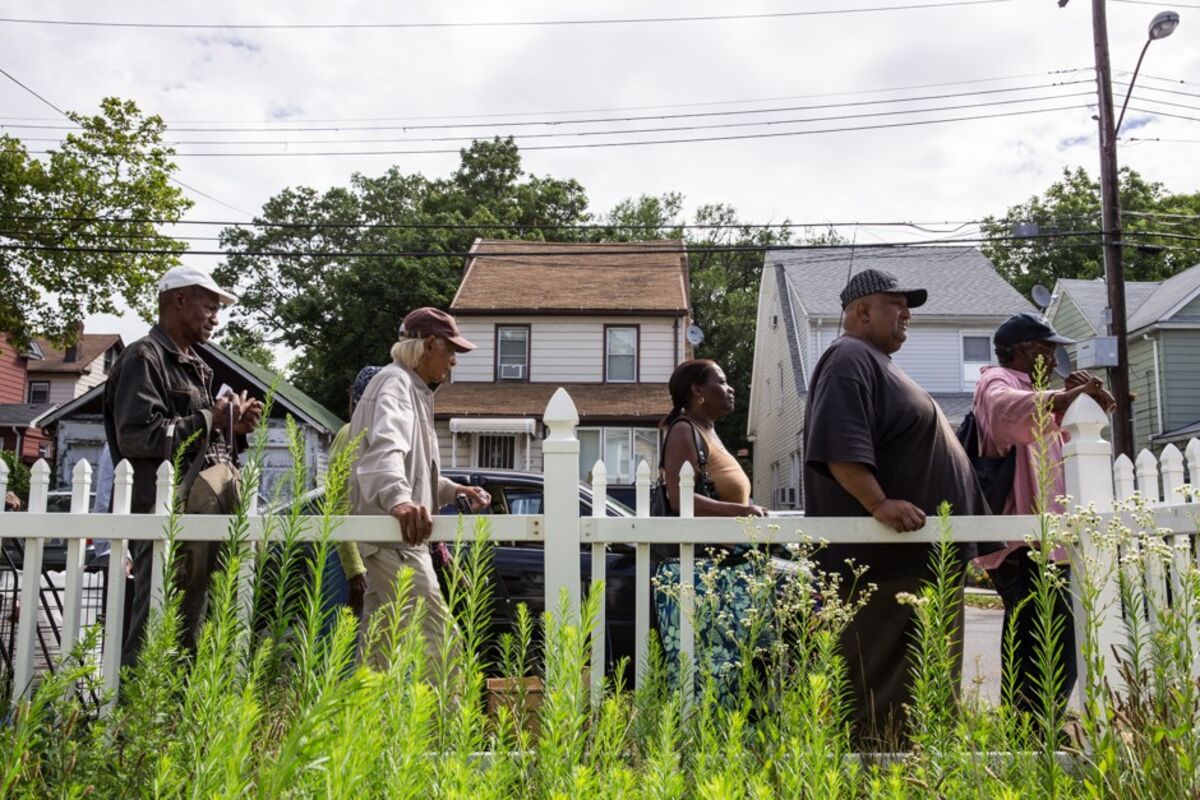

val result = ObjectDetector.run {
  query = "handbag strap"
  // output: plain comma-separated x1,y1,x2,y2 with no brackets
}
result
658,417,711,481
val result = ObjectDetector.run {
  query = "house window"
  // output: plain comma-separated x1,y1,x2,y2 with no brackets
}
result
578,427,658,483
962,333,993,388
27,381,49,404
103,347,117,373
496,325,529,381
605,326,638,383
476,434,516,470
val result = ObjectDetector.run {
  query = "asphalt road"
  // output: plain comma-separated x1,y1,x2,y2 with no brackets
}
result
961,603,1004,706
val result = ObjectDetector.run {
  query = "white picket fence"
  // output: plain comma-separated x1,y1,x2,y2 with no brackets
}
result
0,389,1197,713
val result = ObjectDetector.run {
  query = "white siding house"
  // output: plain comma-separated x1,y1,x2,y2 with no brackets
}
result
747,247,1035,510
437,239,693,493
26,332,123,408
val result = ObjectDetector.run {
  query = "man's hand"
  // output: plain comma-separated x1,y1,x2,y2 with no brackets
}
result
347,573,367,618
234,392,265,435
1063,371,1116,413
455,485,491,512
4,491,21,512
211,394,232,431
390,501,432,545
872,499,927,532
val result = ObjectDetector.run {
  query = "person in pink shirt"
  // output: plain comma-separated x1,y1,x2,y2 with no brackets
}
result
973,312,1115,714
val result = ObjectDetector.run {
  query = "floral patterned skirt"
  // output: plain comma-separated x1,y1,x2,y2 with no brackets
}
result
653,557,771,706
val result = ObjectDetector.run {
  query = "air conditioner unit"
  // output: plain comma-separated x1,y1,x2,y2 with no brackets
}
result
775,487,797,507
499,364,525,380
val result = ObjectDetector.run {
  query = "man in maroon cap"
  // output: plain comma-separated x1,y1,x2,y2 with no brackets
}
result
347,307,490,672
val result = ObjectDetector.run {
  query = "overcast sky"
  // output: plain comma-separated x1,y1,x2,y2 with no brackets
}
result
3,0,1198,347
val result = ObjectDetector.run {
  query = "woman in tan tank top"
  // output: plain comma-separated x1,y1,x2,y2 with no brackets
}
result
660,360,765,518
655,359,767,705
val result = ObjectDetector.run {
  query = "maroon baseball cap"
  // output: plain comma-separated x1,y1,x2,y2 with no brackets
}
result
399,307,476,353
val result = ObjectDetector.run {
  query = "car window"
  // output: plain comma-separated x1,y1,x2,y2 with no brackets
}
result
505,488,543,516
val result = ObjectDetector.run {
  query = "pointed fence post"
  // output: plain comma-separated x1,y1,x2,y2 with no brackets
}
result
677,461,695,707
1061,394,1122,705
1185,438,1200,494
1136,449,1168,627
590,459,607,705
151,461,175,612
60,459,93,662
1113,455,1135,502
1159,444,1189,604
634,460,652,689
238,489,259,629
542,389,581,624
102,459,134,712
13,460,50,702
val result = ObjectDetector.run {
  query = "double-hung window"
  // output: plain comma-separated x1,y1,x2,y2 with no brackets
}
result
496,325,530,381
605,326,638,383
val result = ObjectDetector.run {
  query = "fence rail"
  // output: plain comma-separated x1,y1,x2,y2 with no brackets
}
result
0,390,1197,714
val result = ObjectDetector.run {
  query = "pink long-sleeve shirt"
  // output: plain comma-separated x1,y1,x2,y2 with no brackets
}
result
971,366,1068,569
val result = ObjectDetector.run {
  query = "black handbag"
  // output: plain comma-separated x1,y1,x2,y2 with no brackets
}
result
650,419,719,517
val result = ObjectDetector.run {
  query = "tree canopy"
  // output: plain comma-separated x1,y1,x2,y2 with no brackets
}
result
215,141,789,458
214,138,591,419
0,98,192,347
981,166,1200,298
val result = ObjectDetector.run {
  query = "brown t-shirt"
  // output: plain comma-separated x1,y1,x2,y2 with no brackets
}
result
804,335,987,576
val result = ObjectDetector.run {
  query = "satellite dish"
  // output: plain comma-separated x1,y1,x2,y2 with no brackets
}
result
1031,284,1053,309
1054,343,1073,379
685,324,705,346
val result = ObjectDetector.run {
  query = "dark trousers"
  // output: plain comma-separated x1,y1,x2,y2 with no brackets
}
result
987,547,1077,714
836,569,966,750
121,539,222,667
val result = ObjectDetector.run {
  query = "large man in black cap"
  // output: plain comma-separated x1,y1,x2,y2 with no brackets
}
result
804,268,988,747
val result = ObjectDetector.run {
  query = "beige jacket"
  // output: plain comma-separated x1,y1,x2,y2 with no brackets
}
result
348,363,458,545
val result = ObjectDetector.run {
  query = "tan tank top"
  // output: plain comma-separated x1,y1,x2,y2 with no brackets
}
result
695,425,751,505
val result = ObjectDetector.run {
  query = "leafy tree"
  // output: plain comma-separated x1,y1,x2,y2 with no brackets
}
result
216,321,276,371
1,450,31,505
215,138,590,414
0,98,191,347
981,166,1200,298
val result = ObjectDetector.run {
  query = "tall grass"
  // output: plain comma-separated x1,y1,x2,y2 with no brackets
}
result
1,419,1198,797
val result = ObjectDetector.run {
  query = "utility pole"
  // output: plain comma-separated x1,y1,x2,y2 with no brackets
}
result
1091,0,1134,459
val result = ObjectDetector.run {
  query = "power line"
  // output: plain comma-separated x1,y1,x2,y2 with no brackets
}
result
0,80,1095,134
22,105,1090,158
0,231,1149,260
0,2,1014,31
73,69,1105,126
0,65,253,219
7,92,1096,149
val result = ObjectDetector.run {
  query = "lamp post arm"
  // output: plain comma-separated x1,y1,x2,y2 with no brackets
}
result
1116,37,1152,137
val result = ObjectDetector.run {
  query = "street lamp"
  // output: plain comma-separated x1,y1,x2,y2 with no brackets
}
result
1116,11,1181,135
1082,2,1179,459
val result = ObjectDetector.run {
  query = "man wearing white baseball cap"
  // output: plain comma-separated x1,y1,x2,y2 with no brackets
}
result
105,265,262,665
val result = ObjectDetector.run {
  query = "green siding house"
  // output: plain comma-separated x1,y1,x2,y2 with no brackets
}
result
1047,264,1200,453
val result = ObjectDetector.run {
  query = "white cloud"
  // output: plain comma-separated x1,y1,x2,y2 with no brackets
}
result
1,0,1196,340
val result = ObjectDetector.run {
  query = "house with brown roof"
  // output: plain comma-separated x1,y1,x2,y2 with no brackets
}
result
439,239,692,494
0,334,53,464
25,328,123,406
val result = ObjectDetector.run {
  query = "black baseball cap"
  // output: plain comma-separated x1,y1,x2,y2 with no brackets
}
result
839,268,928,309
994,312,1075,347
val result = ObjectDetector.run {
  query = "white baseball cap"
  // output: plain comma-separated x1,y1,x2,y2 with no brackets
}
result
157,265,238,306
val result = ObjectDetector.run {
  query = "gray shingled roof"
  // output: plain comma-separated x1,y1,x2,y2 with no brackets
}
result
770,246,1033,318
930,394,976,425
0,403,56,428
1054,278,1162,335
1128,263,1200,332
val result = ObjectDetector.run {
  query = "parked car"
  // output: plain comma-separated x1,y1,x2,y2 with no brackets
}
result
279,469,640,673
